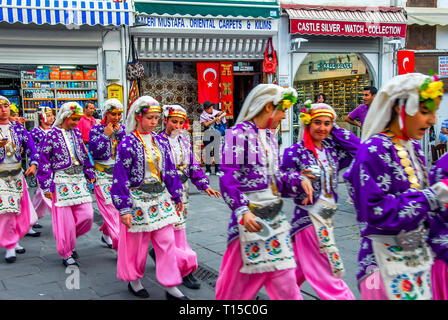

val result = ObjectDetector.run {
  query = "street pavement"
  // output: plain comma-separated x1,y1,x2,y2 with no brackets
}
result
0,174,362,300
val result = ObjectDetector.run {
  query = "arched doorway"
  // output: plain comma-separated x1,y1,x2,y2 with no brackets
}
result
291,53,374,142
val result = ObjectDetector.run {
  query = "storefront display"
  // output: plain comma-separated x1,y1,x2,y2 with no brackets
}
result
19,67,98,129
291,53,372,143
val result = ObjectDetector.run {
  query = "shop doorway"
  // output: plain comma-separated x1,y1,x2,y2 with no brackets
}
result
232,74,257,126
291,53,373,142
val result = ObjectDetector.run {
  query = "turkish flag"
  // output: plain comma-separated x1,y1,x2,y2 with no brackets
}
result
197,62,220,104
397,50,415,75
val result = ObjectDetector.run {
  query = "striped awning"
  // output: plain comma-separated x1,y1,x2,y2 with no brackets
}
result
0,0,134,26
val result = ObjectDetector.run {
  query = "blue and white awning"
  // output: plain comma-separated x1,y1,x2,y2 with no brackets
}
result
0,0,133,26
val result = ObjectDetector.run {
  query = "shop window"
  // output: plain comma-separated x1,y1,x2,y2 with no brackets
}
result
292,53,372,142
406,0,436,7
406,25,436,50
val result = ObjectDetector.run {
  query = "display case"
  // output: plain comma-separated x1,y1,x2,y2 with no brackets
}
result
20,71,98,128
292,75,371,143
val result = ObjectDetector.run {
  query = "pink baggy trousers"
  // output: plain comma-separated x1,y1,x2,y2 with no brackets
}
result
32,187,52,219
359,270,388,300
94,184,119,250
51,198,94,259
0,178,32,249
432,259,448,300
293,225,355,300
117,223,183,287
174,228,198,277
215,238,302,300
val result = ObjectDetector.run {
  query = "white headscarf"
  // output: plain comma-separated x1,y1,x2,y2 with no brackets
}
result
162,104,187,119
125,96,161,135
236,84,297,124
361,73,433,142
297,101,337,142
34,106,54,128
0,95,10,105
100,98,124,119
53,102,83,127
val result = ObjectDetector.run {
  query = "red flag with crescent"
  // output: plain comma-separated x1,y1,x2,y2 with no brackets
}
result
197,62,220,104
397,50,415,75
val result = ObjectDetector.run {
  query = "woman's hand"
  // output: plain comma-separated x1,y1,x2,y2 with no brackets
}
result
242,211,262,233
25,164,37,176
301,169,316,180
205,187,221,198
105,122,114,136
121,214,132,229
44,192,53,200
87,178,96,184
301,178,314,205
0,139,8,148
176,202,184,213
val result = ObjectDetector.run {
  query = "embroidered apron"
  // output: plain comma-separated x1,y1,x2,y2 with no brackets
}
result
173,174,189,231
238,189,296,274
94,169,113,205
369,228,434,300
128,187,180,233
53,170,92,207
307,199,345,278
0,164,24,215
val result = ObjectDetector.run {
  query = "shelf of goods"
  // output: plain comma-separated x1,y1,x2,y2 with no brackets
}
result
292,75,370,143
20,78,98,125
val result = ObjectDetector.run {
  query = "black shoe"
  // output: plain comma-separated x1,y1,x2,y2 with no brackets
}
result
25,231,41,238
33,223,43,229
62,256,78,267
15,248,26,254
101,235,113,249
72,250,78,259
5,256,16,263
166,291,190,300
182,273,201,290
149,248,156,262
128,283,149,298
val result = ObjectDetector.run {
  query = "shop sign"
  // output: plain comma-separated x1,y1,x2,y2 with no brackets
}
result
291,19,406,38
137,15,277,32
315,59,353,72
439,56,448,77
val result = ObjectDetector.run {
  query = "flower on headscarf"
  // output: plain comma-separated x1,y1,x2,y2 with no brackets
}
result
277,92,297,111
10,104,19,114
299,100,313,125
420,73,444,111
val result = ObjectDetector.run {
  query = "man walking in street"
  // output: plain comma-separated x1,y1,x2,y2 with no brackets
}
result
76,101,97,147
345,86,377,129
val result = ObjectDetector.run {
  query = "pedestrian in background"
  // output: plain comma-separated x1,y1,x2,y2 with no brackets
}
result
314,93,326,104
200,101,226,176
345,86,377,128
439,117,448,143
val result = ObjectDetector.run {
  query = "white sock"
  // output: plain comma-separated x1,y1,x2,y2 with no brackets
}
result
27,228,37,235
15,243,24,250
5,249,16,258
130,279,144,292
103,234,113,245
165,286,184,298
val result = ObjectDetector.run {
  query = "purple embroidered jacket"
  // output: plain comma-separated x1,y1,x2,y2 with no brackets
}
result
30,127,51,156
36,127,95,194
343,134,442,283
88,123,126,161
110,132,183,215
428,153,448,263
159,130,209,191
0,121,38,166
281,125,360,236
219,120,306,245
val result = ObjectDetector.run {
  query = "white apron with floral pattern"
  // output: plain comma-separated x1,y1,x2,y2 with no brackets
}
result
173,176,189,231
53,170,92,207
94,169,113,205
128,187,180,233
0,163,24,215
369,227,434,300
238,188,296,274
307,199,345,278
